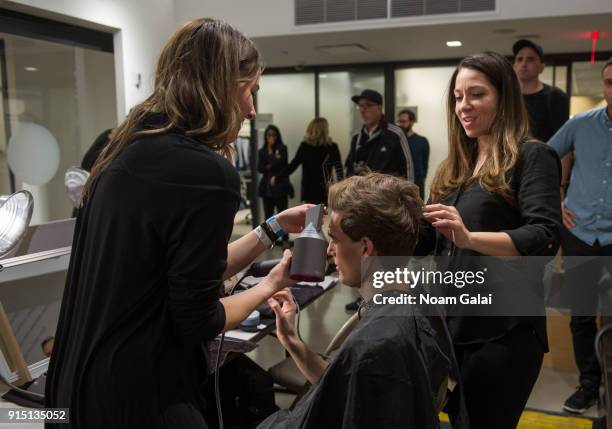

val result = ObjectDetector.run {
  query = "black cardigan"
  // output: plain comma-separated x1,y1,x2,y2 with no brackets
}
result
46,128,239,428
278,141,343,204
415,142,562,347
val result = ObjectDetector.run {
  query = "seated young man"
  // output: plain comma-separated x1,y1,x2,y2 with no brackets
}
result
257,173,467,429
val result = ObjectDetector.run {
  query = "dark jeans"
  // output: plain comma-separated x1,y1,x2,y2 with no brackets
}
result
262,196,288,241
562,228,612,390
447,324,544,429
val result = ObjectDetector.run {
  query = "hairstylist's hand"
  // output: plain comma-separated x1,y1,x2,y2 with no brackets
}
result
561,202,576,229
264,250,297,293
423,204,472,249
276,204,318,234
268,288,298,345
270,176,276,186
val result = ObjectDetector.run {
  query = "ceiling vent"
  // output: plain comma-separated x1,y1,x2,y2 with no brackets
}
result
315,43,370,55
296,0,495,24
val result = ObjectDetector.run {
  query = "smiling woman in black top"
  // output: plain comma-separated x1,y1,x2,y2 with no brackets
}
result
45,19,312,429
416,52,562,429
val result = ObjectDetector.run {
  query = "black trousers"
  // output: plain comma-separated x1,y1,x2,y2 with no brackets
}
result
447,324,544,429
161,403,209,429
262,196,288,241
562,228,612,390
204,354,277,429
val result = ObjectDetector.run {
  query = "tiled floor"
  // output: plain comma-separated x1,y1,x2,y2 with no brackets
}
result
528,366,601,418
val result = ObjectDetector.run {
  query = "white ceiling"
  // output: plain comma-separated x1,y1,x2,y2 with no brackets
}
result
253,13,612,68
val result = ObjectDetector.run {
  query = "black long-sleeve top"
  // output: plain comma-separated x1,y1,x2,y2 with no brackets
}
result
277,141,343,204
523,84,569,142
415,142,562,347
46,123,240,428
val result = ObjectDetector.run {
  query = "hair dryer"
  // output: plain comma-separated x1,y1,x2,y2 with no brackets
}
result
246,205,328,282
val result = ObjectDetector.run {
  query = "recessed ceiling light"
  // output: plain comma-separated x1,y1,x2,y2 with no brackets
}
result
446,41,462,47
319,74,328,79
24,66,38,72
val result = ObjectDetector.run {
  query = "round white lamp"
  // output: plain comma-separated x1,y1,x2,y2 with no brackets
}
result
7,122,60,186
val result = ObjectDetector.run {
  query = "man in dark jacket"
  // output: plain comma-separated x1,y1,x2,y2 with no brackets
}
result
345,89,414,181
257,173,466,429
344,89,415,311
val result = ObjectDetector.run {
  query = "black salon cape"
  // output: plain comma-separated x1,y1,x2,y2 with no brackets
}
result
257,290,468,429
45,126,240,428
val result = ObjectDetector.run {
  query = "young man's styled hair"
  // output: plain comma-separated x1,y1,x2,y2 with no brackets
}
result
327,172,422,256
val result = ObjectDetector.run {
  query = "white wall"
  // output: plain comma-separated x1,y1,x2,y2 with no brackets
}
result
174,0,612,38
6,0,176,120
75,48,117,158
319,72,352,161
174,0,294,38
395,66,456,200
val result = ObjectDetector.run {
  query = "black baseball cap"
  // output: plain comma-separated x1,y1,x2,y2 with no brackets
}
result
512,39,544,60
351,89,383,105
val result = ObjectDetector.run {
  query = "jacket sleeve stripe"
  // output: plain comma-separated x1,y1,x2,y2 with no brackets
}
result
388,124,414,181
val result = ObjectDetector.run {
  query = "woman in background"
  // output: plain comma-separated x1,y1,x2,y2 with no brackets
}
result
272,117,343,204
258,125,291,245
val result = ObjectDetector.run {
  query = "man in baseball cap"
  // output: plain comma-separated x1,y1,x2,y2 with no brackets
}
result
343,88,414,312
350,88,383,105
345,89,413,181
513,39,544,61
512,38,569,142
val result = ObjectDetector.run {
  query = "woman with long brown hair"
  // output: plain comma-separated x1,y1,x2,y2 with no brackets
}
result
272,117,343,204
45,19,311,428
416,52,562,428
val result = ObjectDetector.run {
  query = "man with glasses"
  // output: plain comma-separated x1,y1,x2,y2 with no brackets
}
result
344,89,414,312
345,89,414,181
397,109,430,199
